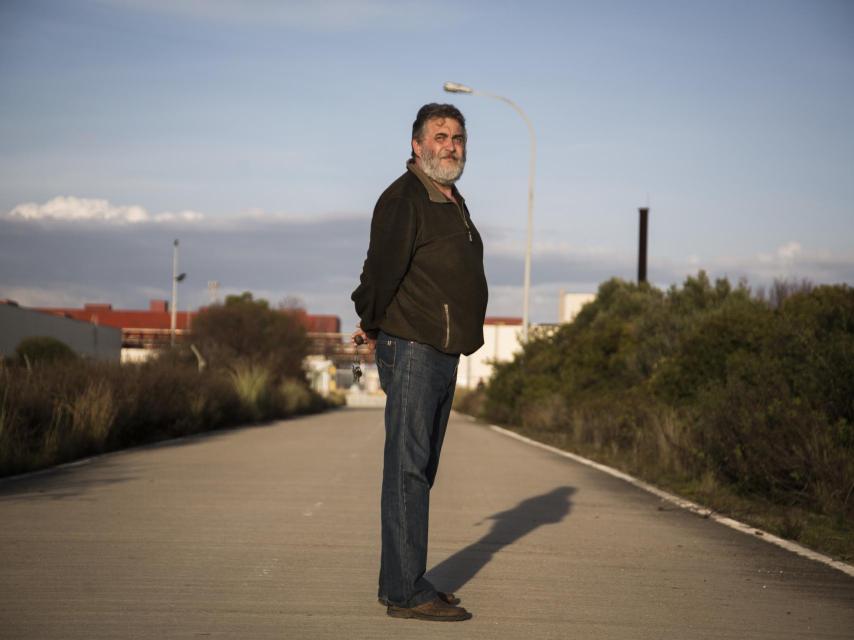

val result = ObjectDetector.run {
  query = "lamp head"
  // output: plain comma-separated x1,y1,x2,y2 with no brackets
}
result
443,81,473,94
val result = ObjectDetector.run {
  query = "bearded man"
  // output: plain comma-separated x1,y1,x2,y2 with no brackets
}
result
351,103,488,622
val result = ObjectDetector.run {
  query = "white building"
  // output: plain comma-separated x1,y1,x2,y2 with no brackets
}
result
559,290,596,324
457,292,596,389
458,318,524,389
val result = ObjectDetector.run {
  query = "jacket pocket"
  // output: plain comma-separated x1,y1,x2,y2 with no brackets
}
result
442,303,450,349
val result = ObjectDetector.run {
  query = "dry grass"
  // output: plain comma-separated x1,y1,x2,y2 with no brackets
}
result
0,357,332,479
229,363,272,420
456,387,854,562
277,378,313,415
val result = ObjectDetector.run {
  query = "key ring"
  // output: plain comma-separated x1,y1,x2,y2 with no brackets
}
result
352,334,365,384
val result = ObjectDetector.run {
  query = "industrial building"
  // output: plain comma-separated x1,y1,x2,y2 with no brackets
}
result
0,300,122,361
33,300,340,363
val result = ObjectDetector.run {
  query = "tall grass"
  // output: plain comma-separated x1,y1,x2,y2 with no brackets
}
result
0,357,332,479
230,364,272,420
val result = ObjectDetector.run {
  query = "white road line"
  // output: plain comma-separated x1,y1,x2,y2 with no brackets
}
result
484,421,854,579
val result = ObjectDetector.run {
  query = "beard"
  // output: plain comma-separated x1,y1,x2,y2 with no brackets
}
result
419,145,466,185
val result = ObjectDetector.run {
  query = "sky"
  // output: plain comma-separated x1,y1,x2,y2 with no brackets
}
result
1,0,853,327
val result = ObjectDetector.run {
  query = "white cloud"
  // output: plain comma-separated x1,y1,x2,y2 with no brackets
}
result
5,196,204,225
0,284,113,308
2,200,852,326
777,241,802,260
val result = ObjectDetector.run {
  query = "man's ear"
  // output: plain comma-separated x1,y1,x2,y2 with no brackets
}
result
411,138,421,158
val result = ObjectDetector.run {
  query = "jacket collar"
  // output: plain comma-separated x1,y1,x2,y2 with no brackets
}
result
406,159,463,204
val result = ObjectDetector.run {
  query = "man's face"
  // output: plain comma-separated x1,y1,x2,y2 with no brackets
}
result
412,117,466,186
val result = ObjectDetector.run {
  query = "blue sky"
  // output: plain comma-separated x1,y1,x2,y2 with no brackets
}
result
1,0,852,325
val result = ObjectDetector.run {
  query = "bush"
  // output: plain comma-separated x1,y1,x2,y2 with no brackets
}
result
191,292,308,381
276,378,314,415
0,352,336,478
15,336,77,366
469,273,854,537
693,351,853,516
651,293,772,404
453,387,487,419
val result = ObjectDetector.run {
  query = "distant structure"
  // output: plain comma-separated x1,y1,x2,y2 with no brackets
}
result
638,206,649,283
455,292,597,389
0,300,122,361
558,291,595,324
458,317,524,388
207,280,220,305
37,300,192,362
34,299,341,363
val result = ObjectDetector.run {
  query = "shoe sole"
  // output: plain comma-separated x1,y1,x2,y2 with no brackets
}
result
387,607,472,622
378,596,461,607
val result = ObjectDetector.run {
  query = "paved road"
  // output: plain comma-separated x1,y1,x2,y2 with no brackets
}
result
1,408,852,639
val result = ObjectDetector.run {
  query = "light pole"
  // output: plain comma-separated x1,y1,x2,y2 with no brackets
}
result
444,81,536,342
170,239,186,347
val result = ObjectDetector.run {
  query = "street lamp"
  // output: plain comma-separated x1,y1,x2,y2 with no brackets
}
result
444,81,536,342
170,239,186,347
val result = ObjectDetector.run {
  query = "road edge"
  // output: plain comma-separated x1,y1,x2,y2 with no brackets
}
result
479,418,854,579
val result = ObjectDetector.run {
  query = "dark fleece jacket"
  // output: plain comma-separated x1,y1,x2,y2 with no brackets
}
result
351,161,488,356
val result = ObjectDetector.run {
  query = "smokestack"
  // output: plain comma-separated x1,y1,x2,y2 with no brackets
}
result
638,207,649,283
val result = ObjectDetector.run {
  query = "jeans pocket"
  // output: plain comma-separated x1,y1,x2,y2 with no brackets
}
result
377,337,396,369
376,338,396,392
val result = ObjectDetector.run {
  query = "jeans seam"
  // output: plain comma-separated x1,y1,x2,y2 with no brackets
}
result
399,339,413,600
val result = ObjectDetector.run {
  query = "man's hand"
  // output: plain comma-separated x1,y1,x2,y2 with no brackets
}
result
352,326,377,352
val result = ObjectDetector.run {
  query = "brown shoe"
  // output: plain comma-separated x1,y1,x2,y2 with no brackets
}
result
378,592,460,606
387,596,472,622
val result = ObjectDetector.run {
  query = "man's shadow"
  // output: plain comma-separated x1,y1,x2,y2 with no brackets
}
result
427,486,576,593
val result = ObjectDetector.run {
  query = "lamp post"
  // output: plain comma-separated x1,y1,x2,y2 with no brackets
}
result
170,239,186,347
444,81,536,342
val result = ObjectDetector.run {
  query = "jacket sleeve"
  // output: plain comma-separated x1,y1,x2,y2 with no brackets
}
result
351,196,418,334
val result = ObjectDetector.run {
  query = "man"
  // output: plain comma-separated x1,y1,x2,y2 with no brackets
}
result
351,103,488,622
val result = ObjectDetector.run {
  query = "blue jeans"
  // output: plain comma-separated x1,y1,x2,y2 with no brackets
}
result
375,330,459,607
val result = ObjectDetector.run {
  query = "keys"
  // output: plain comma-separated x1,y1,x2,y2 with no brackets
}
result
352,333,365,383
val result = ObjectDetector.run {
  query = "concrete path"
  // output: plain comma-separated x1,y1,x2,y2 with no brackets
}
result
1,408,852,639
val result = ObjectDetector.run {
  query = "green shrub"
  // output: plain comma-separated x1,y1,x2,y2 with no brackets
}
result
15,336,77,366
276,378,313,415
469,273,854,541
651,294,772,404
453,387,486,419
192,292,309,381
694,350,854,517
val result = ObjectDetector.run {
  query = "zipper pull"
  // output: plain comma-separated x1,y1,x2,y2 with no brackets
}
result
467,230,472,242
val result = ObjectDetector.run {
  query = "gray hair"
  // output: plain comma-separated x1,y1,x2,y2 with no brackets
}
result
410,103,466,157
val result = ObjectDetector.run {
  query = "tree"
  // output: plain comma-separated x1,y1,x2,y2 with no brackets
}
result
191,292,309,380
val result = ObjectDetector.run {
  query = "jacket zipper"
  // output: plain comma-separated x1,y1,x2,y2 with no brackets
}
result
443,303,450,349
455,204,473,242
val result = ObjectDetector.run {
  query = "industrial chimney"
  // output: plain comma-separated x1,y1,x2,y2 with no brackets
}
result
638,207,649,283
